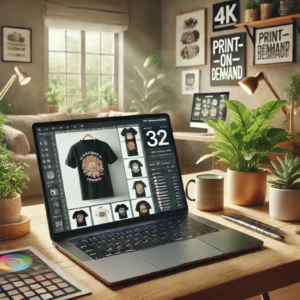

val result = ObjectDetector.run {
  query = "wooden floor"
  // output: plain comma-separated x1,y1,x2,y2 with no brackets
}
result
22,195,300,299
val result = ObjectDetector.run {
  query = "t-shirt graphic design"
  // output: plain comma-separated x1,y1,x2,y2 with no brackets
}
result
129,160,143,177
133,180,146,198
94,206,110,223
121,127,138,156
135,201,151,216
72,210,88,227
115,204,129,219
66,139,118,200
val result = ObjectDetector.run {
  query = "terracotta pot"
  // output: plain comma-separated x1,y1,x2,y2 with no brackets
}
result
260,4,273,20
245,9,259,23
0,194,22,225
100,105,117,113
269,187,300,221
227,168,267,206
48,105,59,113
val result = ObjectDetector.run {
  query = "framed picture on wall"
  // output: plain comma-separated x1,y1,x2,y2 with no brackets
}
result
254,23,296,65
181,69,200,94
175,9,206,67
1,26,32,63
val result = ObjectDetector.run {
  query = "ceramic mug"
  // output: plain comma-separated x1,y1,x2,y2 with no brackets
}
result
185,174,224,211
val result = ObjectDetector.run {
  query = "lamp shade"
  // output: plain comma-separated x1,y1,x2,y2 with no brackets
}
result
14,66,31,85
238,72,265,95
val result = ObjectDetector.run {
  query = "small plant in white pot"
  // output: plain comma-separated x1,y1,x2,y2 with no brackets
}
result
0,115,28,225
268,154,300,221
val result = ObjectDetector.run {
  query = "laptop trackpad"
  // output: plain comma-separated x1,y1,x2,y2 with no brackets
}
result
135,238,223,269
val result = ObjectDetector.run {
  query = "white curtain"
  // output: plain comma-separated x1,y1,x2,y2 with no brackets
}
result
45,0,129,33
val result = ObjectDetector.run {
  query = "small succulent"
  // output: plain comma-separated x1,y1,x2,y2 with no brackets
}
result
246,0,259,9
268,154,300,190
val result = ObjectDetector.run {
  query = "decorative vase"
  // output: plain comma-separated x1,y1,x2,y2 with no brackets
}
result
278,0,295,16
227,168,267,206
269,187,300,221
0,194,22,225
260,4,273,20
48,105,59,113
245,9,259,22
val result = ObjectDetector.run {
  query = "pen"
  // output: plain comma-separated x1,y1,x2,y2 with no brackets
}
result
222,213,285,241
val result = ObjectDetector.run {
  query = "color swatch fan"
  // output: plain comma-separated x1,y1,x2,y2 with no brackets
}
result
0,247,90,300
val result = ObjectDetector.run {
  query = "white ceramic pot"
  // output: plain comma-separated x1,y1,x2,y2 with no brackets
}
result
227,168,267,206
269,187,300,221
0,194,22,225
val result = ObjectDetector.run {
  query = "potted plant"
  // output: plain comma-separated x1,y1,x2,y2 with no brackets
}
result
245,0,260,22
99,85,118,113
0,115,28,225
260,0,274,19
130,54,172,114
197,100,293,206
268,154,300,220
44,86,62,113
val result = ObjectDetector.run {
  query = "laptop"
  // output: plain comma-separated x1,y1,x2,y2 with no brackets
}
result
32,113,263,286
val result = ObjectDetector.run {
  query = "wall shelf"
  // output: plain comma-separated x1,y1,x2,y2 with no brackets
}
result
235,14,300,44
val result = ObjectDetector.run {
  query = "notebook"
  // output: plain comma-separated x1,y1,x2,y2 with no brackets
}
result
32,113,263,285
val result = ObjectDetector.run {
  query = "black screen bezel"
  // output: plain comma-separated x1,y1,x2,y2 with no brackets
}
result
32,113,188,241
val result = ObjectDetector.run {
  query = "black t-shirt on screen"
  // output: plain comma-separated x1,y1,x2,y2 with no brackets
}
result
129,160,143,177
66,139,118,200
121,127,138,156
72,210,88,227
135,201,151,216
132,180,146,198
115,204,129,219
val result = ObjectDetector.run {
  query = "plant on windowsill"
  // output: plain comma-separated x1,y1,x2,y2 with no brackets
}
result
268,154,300,220
0,114,29,226
44,85,62,113
130,54,172,114
245,0,259,22
197,100,297,206
99,85,118,113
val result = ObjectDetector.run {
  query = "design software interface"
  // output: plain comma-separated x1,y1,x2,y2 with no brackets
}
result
35,116,186,233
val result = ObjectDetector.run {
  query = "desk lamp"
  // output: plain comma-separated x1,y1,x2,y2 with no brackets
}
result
0,66,31,101
239,72,292,132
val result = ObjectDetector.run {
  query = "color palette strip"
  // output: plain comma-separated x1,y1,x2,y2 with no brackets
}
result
0,247,90,300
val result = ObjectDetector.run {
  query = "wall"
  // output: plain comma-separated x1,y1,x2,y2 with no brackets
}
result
0,0,46,114
161,0,300,171
123,0,162,111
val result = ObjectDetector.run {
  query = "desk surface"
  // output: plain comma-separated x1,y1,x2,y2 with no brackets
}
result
1,170,300,300
173,131,217,142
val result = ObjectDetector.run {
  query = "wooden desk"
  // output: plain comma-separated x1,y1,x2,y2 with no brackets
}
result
1,170,300,300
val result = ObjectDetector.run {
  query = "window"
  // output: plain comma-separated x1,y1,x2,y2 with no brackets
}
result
48,29,116,111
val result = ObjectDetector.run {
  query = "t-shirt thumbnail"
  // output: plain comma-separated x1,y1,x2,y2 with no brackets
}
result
66,139,118,200
129,160,143,177
135,201,151,216
121,127,138,156
133,180,146,198
94,206,110,223
72,210,88,227
115,204,129,219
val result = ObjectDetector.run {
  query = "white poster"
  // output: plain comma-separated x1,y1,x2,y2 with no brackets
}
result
181,69,200,94
176,9,206,67
254,24,295,65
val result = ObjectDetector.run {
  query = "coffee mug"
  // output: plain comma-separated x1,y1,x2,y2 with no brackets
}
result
185,174,224,211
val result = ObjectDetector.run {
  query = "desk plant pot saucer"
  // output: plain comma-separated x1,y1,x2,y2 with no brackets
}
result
0,215,31,241
269,188,300,221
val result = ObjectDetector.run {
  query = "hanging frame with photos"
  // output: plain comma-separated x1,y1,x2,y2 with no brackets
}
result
175,9,207,67
1,26,32,63
190,92,229,123
181,69,200,95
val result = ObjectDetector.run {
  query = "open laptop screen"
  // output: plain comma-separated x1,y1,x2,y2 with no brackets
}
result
33,114,186,234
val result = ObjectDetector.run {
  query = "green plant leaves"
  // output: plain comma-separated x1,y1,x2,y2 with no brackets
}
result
224,100,251,129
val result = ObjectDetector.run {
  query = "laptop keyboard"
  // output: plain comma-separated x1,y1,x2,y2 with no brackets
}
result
69,218,219,260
